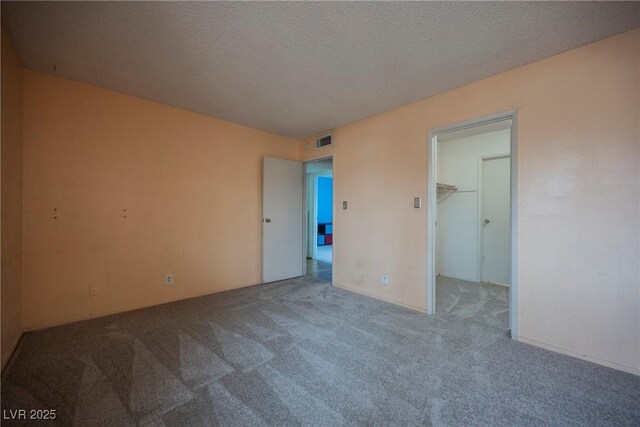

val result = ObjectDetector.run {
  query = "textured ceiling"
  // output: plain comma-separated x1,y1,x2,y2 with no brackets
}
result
2,2,639,138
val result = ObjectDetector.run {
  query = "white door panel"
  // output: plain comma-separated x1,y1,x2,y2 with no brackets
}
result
481,156,511,284
263,157,303,283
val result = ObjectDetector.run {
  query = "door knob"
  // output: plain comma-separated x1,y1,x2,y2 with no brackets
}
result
265,218,271,223
484,219,490,224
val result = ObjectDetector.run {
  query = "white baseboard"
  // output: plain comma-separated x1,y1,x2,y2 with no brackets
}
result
24,281,264,332
333,282,426,313
438,273,477,282
518,335,639,376
1,332,23,372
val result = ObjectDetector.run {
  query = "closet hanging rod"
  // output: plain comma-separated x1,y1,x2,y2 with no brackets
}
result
436,182,458,191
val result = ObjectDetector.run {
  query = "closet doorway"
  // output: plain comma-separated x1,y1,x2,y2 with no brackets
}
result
427,111,518,338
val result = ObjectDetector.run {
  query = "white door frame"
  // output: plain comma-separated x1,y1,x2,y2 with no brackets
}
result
477,153,511,285
309,170,333,260
311,175,318,260
302,156,334,283
427,110,518,339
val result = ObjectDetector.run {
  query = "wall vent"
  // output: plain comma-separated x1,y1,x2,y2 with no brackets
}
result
315,134,333,149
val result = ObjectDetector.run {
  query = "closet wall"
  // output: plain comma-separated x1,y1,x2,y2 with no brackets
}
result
436,129,510,281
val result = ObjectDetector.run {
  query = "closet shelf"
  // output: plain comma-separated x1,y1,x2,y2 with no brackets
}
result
436,182,458,192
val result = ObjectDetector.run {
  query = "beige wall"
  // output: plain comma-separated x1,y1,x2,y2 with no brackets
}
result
22,70,299,330
1,29,24,368
300,29,640,374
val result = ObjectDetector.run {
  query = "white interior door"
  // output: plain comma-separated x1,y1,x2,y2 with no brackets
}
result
481,156,511,285
263,157,303,283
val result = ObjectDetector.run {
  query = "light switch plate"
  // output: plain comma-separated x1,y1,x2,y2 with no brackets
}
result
342,201,348,210
414,197,422,208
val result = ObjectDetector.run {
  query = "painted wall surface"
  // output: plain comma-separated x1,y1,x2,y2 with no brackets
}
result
436,129,510,282
306,159,332,174
1,29,24,368
299,30,640,374
317,177,333,224
22,70,299,330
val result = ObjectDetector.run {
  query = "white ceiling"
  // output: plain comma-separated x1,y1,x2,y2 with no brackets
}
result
2,2,639,138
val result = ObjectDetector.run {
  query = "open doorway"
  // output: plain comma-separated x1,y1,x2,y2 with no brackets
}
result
427,111,517,338
304,157,333,282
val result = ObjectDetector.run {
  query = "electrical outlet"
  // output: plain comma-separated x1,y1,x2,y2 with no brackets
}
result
382,274,389,285
165,274,173,286
89,284,99,297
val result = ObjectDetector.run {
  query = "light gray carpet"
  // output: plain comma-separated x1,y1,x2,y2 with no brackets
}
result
2,275,639,426
306,258,332,282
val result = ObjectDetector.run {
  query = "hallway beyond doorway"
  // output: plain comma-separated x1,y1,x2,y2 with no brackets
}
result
316,245,332,264
305,157,333,283
306,258,332,282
